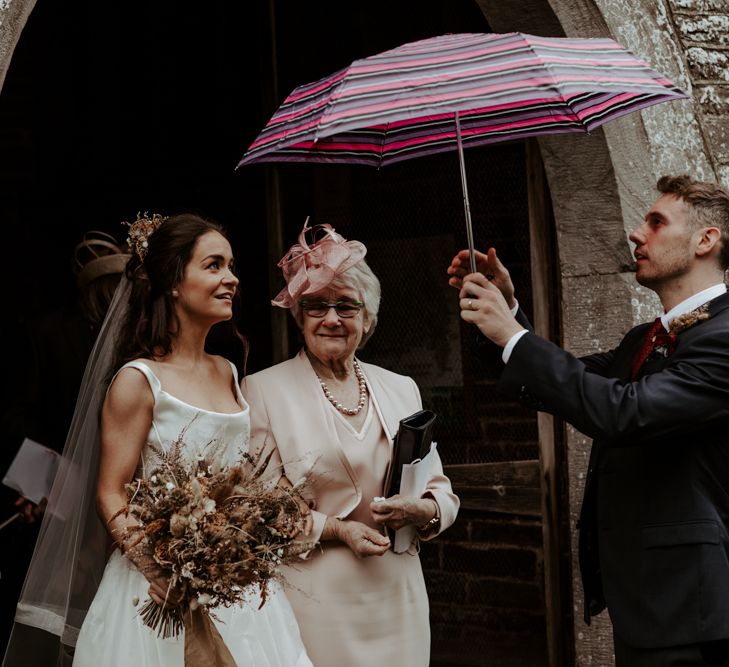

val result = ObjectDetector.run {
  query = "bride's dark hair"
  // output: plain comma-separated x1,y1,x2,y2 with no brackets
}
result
113,212,246,373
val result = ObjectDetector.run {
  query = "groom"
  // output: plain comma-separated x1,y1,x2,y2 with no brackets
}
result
448,175,729,665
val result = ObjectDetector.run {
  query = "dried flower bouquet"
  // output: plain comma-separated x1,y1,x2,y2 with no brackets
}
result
120,429,314,639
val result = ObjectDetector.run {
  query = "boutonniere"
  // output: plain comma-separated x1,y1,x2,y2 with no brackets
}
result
668,303,711,336
648,303,712,361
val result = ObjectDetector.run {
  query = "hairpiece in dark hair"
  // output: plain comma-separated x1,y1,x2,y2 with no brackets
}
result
122,212,168,261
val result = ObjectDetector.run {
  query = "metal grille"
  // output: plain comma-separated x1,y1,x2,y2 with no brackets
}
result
346,141,538,465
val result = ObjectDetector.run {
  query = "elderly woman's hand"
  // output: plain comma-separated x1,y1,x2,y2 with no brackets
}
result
370,495,439,531
324,517,390,558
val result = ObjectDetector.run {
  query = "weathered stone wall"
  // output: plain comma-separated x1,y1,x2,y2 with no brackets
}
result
474,1,728,665
668,0,729,185
0,0,36,94
547,3,727,666
544,2,724,665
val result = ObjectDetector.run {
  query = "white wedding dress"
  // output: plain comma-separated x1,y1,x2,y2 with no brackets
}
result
73,360,312,667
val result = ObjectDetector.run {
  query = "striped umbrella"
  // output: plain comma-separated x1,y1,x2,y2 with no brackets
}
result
239,32,687,270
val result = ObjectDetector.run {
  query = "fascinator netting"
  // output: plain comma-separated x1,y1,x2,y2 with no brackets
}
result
3,276,131,666
272,219,366,309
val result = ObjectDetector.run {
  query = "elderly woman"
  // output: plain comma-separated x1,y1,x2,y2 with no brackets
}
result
242,223,459,667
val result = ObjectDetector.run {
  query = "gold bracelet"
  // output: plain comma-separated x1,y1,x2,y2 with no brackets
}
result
417,499,440,532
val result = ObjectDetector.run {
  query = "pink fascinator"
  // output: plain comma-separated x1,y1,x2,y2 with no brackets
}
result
273,218,367,308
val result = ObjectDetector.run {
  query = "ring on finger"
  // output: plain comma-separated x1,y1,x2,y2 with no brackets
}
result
467,299,474,310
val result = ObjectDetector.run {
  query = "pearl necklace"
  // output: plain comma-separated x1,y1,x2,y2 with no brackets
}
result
316,359,367,416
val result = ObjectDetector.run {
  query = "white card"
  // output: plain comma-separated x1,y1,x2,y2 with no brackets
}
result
3,438,61,505
393,441,437,553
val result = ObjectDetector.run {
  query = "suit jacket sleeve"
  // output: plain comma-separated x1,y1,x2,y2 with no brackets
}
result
500,329,729,444
579,349,617,376
514,309,615,376
515,307,532,331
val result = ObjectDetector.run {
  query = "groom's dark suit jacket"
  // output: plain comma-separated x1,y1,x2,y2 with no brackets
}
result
500,292,729,649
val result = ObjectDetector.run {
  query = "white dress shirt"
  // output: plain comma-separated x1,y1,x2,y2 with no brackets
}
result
660,283,727,331
502,301,527,363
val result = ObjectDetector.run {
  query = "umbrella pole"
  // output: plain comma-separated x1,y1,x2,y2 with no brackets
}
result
454,111,477,274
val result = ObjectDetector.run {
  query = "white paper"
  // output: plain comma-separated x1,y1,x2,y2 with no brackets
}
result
3,438,60,505
393,442,437,553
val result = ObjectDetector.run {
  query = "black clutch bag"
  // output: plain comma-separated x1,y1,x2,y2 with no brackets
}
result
385,409,437,498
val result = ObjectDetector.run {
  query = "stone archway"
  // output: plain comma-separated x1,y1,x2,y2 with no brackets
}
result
473,1,720,666
2,1,724,665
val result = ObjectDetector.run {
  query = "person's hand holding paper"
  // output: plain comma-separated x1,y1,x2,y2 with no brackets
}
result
2,438,60,529
3,438,61,505
13,496,48,524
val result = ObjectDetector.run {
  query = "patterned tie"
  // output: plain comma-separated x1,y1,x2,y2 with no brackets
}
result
630,317,676,380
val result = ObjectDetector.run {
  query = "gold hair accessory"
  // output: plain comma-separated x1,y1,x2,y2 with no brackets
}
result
122,212,167,261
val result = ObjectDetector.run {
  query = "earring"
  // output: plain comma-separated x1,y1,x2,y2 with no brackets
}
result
172,289,179,297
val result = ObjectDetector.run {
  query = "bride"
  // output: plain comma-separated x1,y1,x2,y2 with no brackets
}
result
3,213,312,667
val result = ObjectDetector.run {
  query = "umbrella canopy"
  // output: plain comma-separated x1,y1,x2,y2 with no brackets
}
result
238,32,687,168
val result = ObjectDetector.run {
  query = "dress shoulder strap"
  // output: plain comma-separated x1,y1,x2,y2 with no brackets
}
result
226,359,240,385
109,360,162,397
225,359,248,409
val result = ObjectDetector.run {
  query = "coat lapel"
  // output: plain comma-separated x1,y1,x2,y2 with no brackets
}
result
638,291,729,378
358,360,410,445
358,364,394,443
709,291,729,318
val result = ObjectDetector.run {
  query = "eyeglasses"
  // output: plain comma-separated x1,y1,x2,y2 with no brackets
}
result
299,299,364,318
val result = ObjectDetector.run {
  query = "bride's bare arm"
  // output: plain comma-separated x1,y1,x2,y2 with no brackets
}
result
96,368,180,606
96,367,153,532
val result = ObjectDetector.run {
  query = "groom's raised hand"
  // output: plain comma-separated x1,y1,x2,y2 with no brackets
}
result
459,273,524,347
447,247,516,309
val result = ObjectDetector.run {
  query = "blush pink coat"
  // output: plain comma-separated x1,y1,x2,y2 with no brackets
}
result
242,350,459,667
242,349,459,544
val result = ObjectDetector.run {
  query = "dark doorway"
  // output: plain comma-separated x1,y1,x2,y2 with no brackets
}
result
0,1,271,653
0,1,559,664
